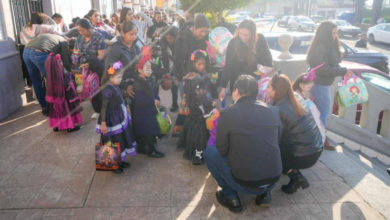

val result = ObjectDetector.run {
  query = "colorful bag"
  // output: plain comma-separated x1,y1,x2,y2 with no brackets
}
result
337,75,368,108
156,107,172,135
80,69,100,101
257,76,271,103
95,140,121,171
208,27,233,67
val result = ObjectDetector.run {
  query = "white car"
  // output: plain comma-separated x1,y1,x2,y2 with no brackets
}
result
367,23,390,44
287,16,316,32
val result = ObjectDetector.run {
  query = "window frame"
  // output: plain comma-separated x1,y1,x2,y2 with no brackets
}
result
0,2,7,41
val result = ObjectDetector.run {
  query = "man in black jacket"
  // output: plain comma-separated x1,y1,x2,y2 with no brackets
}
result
204,75,282,213
147,11,167,42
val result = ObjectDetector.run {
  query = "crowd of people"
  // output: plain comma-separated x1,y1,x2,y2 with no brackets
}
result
20,7,357,212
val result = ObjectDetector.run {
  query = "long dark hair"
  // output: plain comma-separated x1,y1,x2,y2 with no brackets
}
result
86,9,98,20
307,21,341,64
270,74,306,117
120,7,132,23
234,19,258,64
27,12,43,27
118,20,137,34
292,73,312,93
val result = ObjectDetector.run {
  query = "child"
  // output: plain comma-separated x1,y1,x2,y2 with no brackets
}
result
132,50,165,158
355,33,367,48
96,61,136,173
46,53,83,132
179,50,214,165
293,72,325,144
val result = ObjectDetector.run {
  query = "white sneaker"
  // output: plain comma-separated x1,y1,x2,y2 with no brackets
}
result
91,113,100,119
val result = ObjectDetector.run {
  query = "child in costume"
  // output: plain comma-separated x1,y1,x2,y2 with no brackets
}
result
132,48,165,158
45,53,82,132
96,61,137,173
179,49,215,165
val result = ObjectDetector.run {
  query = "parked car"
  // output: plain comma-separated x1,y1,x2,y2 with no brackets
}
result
287,16,316,32
310,15,325,24
333,61,389,131
367,23,390,44
277,16,291,27
337,11,356,24
263,32,389,73
331,19,361,37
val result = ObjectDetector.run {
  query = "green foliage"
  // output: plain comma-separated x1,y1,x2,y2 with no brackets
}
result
385,15,390,23
179,0,253,14
362,17,372,24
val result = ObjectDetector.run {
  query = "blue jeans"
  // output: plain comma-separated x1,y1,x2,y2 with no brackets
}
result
204,146,274,199
23,48,49,108
310,84,331,126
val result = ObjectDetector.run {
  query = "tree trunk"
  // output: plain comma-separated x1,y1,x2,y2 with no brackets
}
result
355,0,365,24
372,0,383,25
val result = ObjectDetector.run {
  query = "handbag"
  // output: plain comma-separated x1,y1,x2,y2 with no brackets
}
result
156,107,172,135
337,74,368,108
95,138,121,171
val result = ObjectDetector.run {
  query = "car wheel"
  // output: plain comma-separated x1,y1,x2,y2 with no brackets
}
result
369,34,375,43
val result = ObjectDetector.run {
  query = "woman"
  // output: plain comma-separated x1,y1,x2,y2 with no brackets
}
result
85,9,115,40
219,19,273,104
74,18,106,118
307,21,353,150
267,74,323,194
172,14,210,97
160,26,179,111
20,12,58,45
109,13,119,29
104,21,141,104
120,7,153,44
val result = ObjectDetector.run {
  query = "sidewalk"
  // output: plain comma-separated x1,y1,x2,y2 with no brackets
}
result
0,90,388,220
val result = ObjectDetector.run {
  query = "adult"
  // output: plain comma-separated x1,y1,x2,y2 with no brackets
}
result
160,26,179,111
267,74,323,194
74,18,106,118
69,17,80,29
23,34,72,116
109,13,119,29
120,7,153,44
355,33,367,48
204,75,282,213
219,19,273,104
307,21,353,150
85,9,115,40
52,13,68,34
105,21,141,100
147,11,167,42
173,14,210,97
20,12,58,45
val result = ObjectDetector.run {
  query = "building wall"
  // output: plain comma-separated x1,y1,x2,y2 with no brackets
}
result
0,0,25,120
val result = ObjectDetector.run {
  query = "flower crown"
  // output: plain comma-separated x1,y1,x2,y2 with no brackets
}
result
107,61,123,75
190,49,208,62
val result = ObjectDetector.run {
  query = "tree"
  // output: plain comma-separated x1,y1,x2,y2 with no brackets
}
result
179,0,254,23
355,0,366,24
372,0,383,24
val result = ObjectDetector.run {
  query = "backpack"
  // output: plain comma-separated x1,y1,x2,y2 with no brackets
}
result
80,69,100,101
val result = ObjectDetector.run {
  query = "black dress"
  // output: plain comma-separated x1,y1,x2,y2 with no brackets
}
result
179,72,214,160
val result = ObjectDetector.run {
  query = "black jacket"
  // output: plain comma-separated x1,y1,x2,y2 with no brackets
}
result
173,27,208,79
160,39,174,74
307,43,347,85
216,96,282,188
275,97,323,168
221,34,273,92
147,21,167,42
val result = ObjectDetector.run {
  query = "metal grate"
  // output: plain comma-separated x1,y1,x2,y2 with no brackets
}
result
10,0,43,45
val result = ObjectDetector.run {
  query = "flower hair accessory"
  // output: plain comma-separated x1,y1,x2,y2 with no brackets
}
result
107,61,123,75
190,49,208,61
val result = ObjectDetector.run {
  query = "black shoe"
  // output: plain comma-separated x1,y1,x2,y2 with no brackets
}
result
148,150,165,158
53,127,59,132
192,150,204,165
120,162,131,169
170,105,179,112
255,191,272,207
113,167,124,174
281,170,309,194
387,168,390,176
216,190,243,213
67,126,81,132
42,107,49,117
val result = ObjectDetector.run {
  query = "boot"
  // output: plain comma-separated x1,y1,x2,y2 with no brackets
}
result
192,149,204,165
281,170,310,194
255,190,272,207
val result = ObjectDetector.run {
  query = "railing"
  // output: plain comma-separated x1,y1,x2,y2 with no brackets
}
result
272,42,390,159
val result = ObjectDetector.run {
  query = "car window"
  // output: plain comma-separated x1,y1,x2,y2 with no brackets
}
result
376,25,385,30
385,25,390,32
361,72,390,94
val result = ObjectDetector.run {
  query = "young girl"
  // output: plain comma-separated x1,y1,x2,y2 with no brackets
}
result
96,61,136,173
132,51,165,158
179,50,214,165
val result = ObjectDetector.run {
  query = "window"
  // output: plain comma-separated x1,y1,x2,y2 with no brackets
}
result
385,25,390,32
0,4,6,40
376,24,385,30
